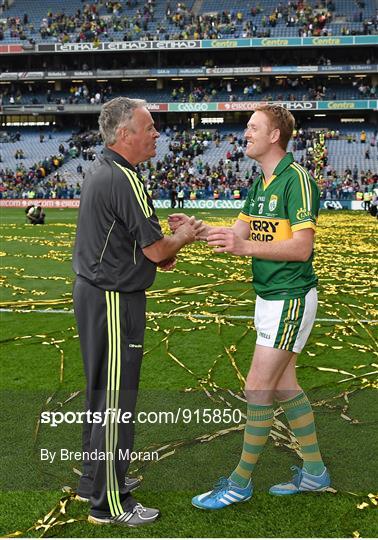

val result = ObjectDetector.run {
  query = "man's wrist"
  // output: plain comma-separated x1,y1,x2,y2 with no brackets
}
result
174,228,191,246
244,240,255,257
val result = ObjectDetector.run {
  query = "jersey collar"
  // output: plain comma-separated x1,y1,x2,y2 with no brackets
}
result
103,147,137,172
262,152,294,190
273,152,294,176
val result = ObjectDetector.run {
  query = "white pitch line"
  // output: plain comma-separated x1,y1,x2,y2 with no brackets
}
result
0,308,376,324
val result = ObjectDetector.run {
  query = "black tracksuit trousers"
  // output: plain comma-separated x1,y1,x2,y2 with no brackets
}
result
73,276,145,518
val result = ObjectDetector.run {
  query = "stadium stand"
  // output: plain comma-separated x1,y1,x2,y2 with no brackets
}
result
1,128,377,200
1,79,376,105
0,1,376,204
0,0,376,43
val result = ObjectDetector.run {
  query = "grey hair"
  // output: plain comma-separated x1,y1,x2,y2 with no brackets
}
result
98,97,147,146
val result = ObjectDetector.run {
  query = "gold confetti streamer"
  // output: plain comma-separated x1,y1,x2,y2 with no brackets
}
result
1,213,377,536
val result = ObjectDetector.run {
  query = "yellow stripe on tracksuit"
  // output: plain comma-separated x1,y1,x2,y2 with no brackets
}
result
290,163,312,212
105,290,123,516
114,162,152,219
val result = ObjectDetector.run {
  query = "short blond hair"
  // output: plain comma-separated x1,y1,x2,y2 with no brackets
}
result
255,105,295,150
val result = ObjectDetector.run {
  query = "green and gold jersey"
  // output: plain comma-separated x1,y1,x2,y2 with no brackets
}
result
239,152,320,300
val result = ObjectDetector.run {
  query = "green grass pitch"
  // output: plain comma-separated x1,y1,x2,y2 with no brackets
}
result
0,207,377,538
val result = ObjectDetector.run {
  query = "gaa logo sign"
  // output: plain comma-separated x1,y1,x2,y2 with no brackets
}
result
323,201,343,210
269,194,278,211
177,103,209,111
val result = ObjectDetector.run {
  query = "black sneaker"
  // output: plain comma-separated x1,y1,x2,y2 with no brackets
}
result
75,476,141,502
88,503,160,527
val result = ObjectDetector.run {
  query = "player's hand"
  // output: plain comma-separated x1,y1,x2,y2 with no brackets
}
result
207,227,252,256
168,213,190,233
168,214,209,241
158,257,177,271
195,222,210,241
175,216,203,244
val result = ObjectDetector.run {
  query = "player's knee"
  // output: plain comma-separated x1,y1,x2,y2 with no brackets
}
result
246,373,276,392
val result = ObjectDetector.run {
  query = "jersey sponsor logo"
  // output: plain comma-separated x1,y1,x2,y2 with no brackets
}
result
251,219,279,233
251,232,274,241
269,194,278,212
250,219,279,242
129,343,143,349
249,217,292,242
259,331,271,339
296,207,313,221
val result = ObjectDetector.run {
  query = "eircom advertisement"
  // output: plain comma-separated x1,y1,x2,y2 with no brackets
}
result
0,198,367,210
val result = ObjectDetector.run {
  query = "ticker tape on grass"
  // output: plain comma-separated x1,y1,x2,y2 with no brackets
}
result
4,488,86,538
3,319,378,537
0,307,377,324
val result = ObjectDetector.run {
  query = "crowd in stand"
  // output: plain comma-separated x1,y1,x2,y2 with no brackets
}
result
1,78,376,107
291,128,377,198
0,152,72,199
0,127,376,200
139,129,254,201
0,131,101,199
320,167,377,199
0,0,377,43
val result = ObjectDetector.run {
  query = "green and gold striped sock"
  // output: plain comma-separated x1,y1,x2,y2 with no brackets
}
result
280,391,325,476
229,402,274,488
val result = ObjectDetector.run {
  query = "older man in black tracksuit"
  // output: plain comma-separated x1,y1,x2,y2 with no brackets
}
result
73,97,200,527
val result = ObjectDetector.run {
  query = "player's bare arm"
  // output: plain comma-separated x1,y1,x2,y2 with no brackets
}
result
207,227,314,262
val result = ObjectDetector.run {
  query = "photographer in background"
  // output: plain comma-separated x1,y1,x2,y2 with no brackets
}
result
25,205,46,225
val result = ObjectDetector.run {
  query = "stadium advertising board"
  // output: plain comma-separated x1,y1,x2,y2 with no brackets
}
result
0,72,18,80
0,199,80,208
145,103,169,112
350,201,368,210
178,68,207,75
0,44,26,54
203,39,251,48
169,103,218,112
218,102,267,112
318,100,377,110
1,64,376,81
0,199,246,210
320,200,369,210
321,200,352,210
2,100,377,114
153,200,246,210
48,40,202,52
218,101,317,111
1,200,365,210
20,35,377,55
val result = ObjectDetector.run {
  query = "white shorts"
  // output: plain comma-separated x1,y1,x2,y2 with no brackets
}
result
254,288,318,353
